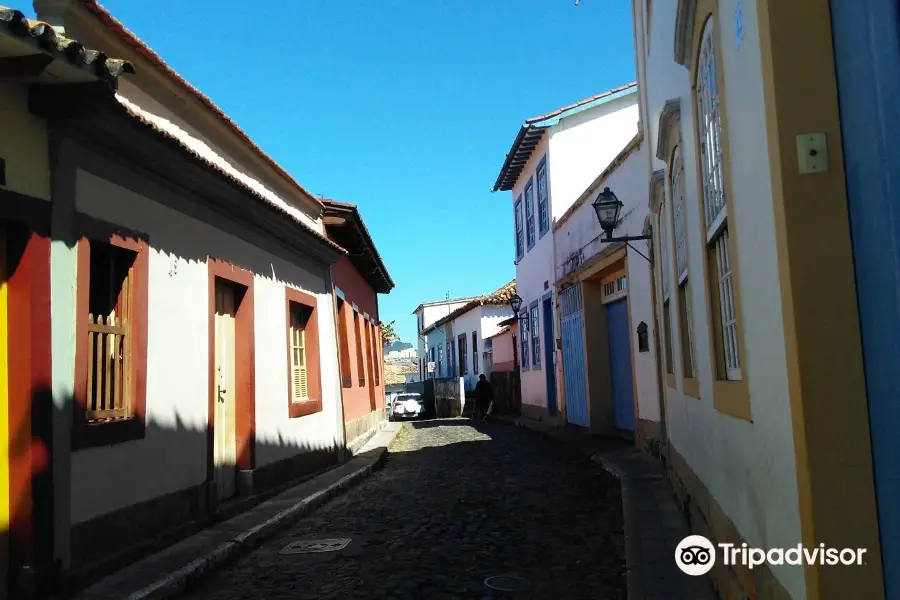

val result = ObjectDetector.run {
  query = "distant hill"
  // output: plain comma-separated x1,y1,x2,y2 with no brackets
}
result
388,340,413,352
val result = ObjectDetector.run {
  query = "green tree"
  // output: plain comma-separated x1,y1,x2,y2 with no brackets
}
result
379,320,400,347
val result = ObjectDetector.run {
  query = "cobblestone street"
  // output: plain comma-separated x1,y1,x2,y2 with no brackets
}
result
180,419,626,599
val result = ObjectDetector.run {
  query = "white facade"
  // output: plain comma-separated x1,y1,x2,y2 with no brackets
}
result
423,303,514,390
412,298,475,373
505,88,640,415
634,0,804,597
68,170,343,526
553,139,660,424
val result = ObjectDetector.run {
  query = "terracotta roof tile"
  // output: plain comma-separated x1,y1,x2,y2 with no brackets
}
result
114,96,345,255
423,280,516,334
0,6,134,80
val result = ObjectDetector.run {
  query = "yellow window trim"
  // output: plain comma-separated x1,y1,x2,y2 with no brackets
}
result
688,4,751,423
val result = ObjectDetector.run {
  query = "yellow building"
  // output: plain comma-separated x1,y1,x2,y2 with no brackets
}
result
0,6,134,597
631,0,895,599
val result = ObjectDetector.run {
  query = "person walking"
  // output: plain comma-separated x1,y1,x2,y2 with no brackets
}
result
474,374,494,423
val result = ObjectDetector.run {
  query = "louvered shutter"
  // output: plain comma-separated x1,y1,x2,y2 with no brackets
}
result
291,308,308,401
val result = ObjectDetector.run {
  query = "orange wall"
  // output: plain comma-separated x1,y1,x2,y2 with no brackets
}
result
331,256,384,424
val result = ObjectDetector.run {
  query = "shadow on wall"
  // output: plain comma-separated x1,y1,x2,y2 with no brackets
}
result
6,387,347,600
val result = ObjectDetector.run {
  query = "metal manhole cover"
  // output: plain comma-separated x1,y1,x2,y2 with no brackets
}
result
280,537,352,555
484,575,531,592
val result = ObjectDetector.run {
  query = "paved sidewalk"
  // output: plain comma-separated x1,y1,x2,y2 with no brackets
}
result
496,415,716,600
74,422,402,600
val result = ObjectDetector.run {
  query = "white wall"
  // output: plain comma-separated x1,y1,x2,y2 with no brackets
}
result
69,169,342,524
548,94,641,221
638,1,803,597
511,133,555,409
450,307,482,389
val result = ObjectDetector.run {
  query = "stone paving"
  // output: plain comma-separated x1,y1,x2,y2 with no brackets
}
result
180,419,627,600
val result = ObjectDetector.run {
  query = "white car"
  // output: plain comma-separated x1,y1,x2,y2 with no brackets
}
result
389,393,426,421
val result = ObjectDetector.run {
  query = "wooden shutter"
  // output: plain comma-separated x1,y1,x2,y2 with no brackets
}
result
291,306,308,401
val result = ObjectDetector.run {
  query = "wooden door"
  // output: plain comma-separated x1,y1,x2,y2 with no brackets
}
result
214,282,237,501
606,299,635,431
0,227,8,600
831,0,900,594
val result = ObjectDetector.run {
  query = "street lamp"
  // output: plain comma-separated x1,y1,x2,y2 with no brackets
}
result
591,186,652,262
509,294,523,318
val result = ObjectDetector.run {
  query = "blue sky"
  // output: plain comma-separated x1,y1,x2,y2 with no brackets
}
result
44,0,636,345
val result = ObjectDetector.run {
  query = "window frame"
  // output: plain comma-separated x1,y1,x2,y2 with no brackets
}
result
472,331,479,375
519,315,530,371
336,297,352,388
73,216,150,449
353,308,365,387
536,155,550,238
690,11,750,420
659,195,676,384
670,146,699,397
285,287,323,418
530,301,541,370
514,196,524,262
524,177,536,250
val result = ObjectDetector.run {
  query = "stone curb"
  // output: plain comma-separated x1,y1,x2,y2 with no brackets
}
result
77,425,402,600
346,420,386,456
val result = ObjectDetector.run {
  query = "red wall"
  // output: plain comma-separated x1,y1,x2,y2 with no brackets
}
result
331,255,384,425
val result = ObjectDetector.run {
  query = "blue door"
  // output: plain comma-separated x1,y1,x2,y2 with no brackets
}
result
831,1,900,596
560,284,589,427
606,299,635,431
543,297,557,414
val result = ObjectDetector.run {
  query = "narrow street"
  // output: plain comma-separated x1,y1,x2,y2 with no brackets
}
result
180,420,627,599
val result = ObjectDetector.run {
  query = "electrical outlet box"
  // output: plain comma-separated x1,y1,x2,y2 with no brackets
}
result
797,133,828,174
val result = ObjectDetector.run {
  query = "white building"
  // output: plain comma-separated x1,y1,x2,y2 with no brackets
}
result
553,134,658,437
491,84,640,423
421,281,516,390
411,296,478,379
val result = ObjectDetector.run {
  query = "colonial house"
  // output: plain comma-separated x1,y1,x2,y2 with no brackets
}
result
0,1,391,596
484,317,518,374
421,281,516,391
632,0,887,598
553,133,659,441
0,8,134,597
492,84,640,424
321,199,394,452
411,295,477,379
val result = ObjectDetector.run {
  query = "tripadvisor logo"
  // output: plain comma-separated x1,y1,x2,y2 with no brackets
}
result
675,535,868,576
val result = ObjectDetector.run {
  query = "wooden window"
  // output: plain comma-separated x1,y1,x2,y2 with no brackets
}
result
354,309,365,386
336,298,352,388
458,333,468,376
659,210,675,376
525,178,536,250
438,343,443,376
601,274,627,304
514,196,524,261
364,318,375,386
288,304,309,402
696,18,740,381
371,322,380,387
74,222,149,449
530,302,541,369
450,339,457,376
512,333,519,369
285,287,322,418
537,156,550,237
519,315,530,370
671,147,697,381
472,332,479,375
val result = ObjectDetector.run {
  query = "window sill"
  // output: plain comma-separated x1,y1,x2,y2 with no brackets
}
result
713,379,752,422
289,398,323,418
665,373,677,389
73,417,145,450
683,377,700,399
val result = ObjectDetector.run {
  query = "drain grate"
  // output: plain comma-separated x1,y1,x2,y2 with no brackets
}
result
279,537,352,555
484,575,531,592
